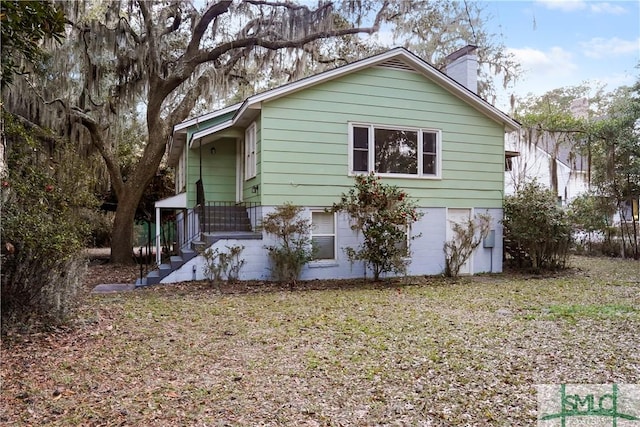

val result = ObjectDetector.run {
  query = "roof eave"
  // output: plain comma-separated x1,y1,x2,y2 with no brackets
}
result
236,47,520,133
172,101,243,134
190,119,235,145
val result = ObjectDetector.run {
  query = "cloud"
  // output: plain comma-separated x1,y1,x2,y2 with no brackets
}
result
589,2,626,14
536,0,626,14
535,0,586,12
581,37,640,58
594,72,637,88
507,46,578,77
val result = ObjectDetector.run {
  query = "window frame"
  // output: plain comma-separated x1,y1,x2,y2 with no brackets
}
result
348,122,442,179
505,156,513,172
244,122,257,180
310,210,337,262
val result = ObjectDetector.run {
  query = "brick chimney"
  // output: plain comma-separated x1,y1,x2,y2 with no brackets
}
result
445,45,478,93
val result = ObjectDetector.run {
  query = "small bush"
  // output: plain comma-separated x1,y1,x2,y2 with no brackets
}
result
503,180,572,272
201,245,245,286
331,173,423,281
444,213,491,277
1,254,87,330
263,204,314,286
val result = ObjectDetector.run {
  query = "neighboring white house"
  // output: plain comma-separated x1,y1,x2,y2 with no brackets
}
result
504,128,639,227
504,128,589,206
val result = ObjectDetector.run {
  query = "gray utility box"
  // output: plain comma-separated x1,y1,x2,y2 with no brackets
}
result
483,230,495,248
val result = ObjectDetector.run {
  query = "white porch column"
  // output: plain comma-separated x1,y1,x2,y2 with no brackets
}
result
155,206,161,266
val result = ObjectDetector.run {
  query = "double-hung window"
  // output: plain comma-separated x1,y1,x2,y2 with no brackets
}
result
244,122,257,180
311,211,336,260
349,123,441,178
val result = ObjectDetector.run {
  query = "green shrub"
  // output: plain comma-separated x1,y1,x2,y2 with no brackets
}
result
503,180,572,272
81,209,113,247
263,204,314,286
1,112,93,332
331,173,423,281
201,245,245,286
568,193,616,255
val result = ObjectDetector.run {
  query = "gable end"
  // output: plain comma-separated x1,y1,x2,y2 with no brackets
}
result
376,58,417,73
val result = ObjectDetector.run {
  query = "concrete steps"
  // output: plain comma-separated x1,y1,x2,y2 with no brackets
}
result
136,204,260,287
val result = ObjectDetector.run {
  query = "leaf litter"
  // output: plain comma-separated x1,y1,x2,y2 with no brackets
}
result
1,256,638,426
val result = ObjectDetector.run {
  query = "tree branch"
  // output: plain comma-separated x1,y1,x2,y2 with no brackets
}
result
167,73,213,126
10,113,61,146
190,0,388,65
69,108,125,198
137,0,158,69
193,24,384,66
159,2,182,37
245,0,316,12
185,1,233,58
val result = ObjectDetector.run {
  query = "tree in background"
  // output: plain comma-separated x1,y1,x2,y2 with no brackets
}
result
0,0,66,175
389,0,520,104
0,0,65,86
2,0,520,264
331,173,422,281
588,82,640,259
509,85,592,195
568,192,617,255
511,80,639,260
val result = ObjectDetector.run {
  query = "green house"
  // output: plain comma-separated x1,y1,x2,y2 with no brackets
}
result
150,47,519,284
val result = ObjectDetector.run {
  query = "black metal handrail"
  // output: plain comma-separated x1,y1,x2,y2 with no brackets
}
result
134,219,177,283
135,202,261,284
198,201,260,234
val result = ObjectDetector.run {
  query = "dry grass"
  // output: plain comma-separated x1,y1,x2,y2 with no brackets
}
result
1,256,639,426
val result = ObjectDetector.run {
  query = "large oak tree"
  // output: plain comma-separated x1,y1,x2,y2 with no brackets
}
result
3,0,519,263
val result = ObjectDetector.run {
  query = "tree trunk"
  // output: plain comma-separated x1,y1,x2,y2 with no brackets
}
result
108,114,169,263
110,193,138,264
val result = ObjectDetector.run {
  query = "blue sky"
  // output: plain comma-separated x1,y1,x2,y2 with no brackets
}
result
485,0,639,109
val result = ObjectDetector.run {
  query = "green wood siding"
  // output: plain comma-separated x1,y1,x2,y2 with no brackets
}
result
260,66,505,207
185,117,263,206
187,137,236,205
183,109,239,206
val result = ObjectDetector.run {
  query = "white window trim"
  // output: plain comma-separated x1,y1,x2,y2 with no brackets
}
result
244,122,257,181
309,210,337,264
348,122,442,179
177,144,187,192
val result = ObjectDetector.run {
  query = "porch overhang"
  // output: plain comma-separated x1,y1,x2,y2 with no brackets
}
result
155,192,187,209
190,127,242,149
